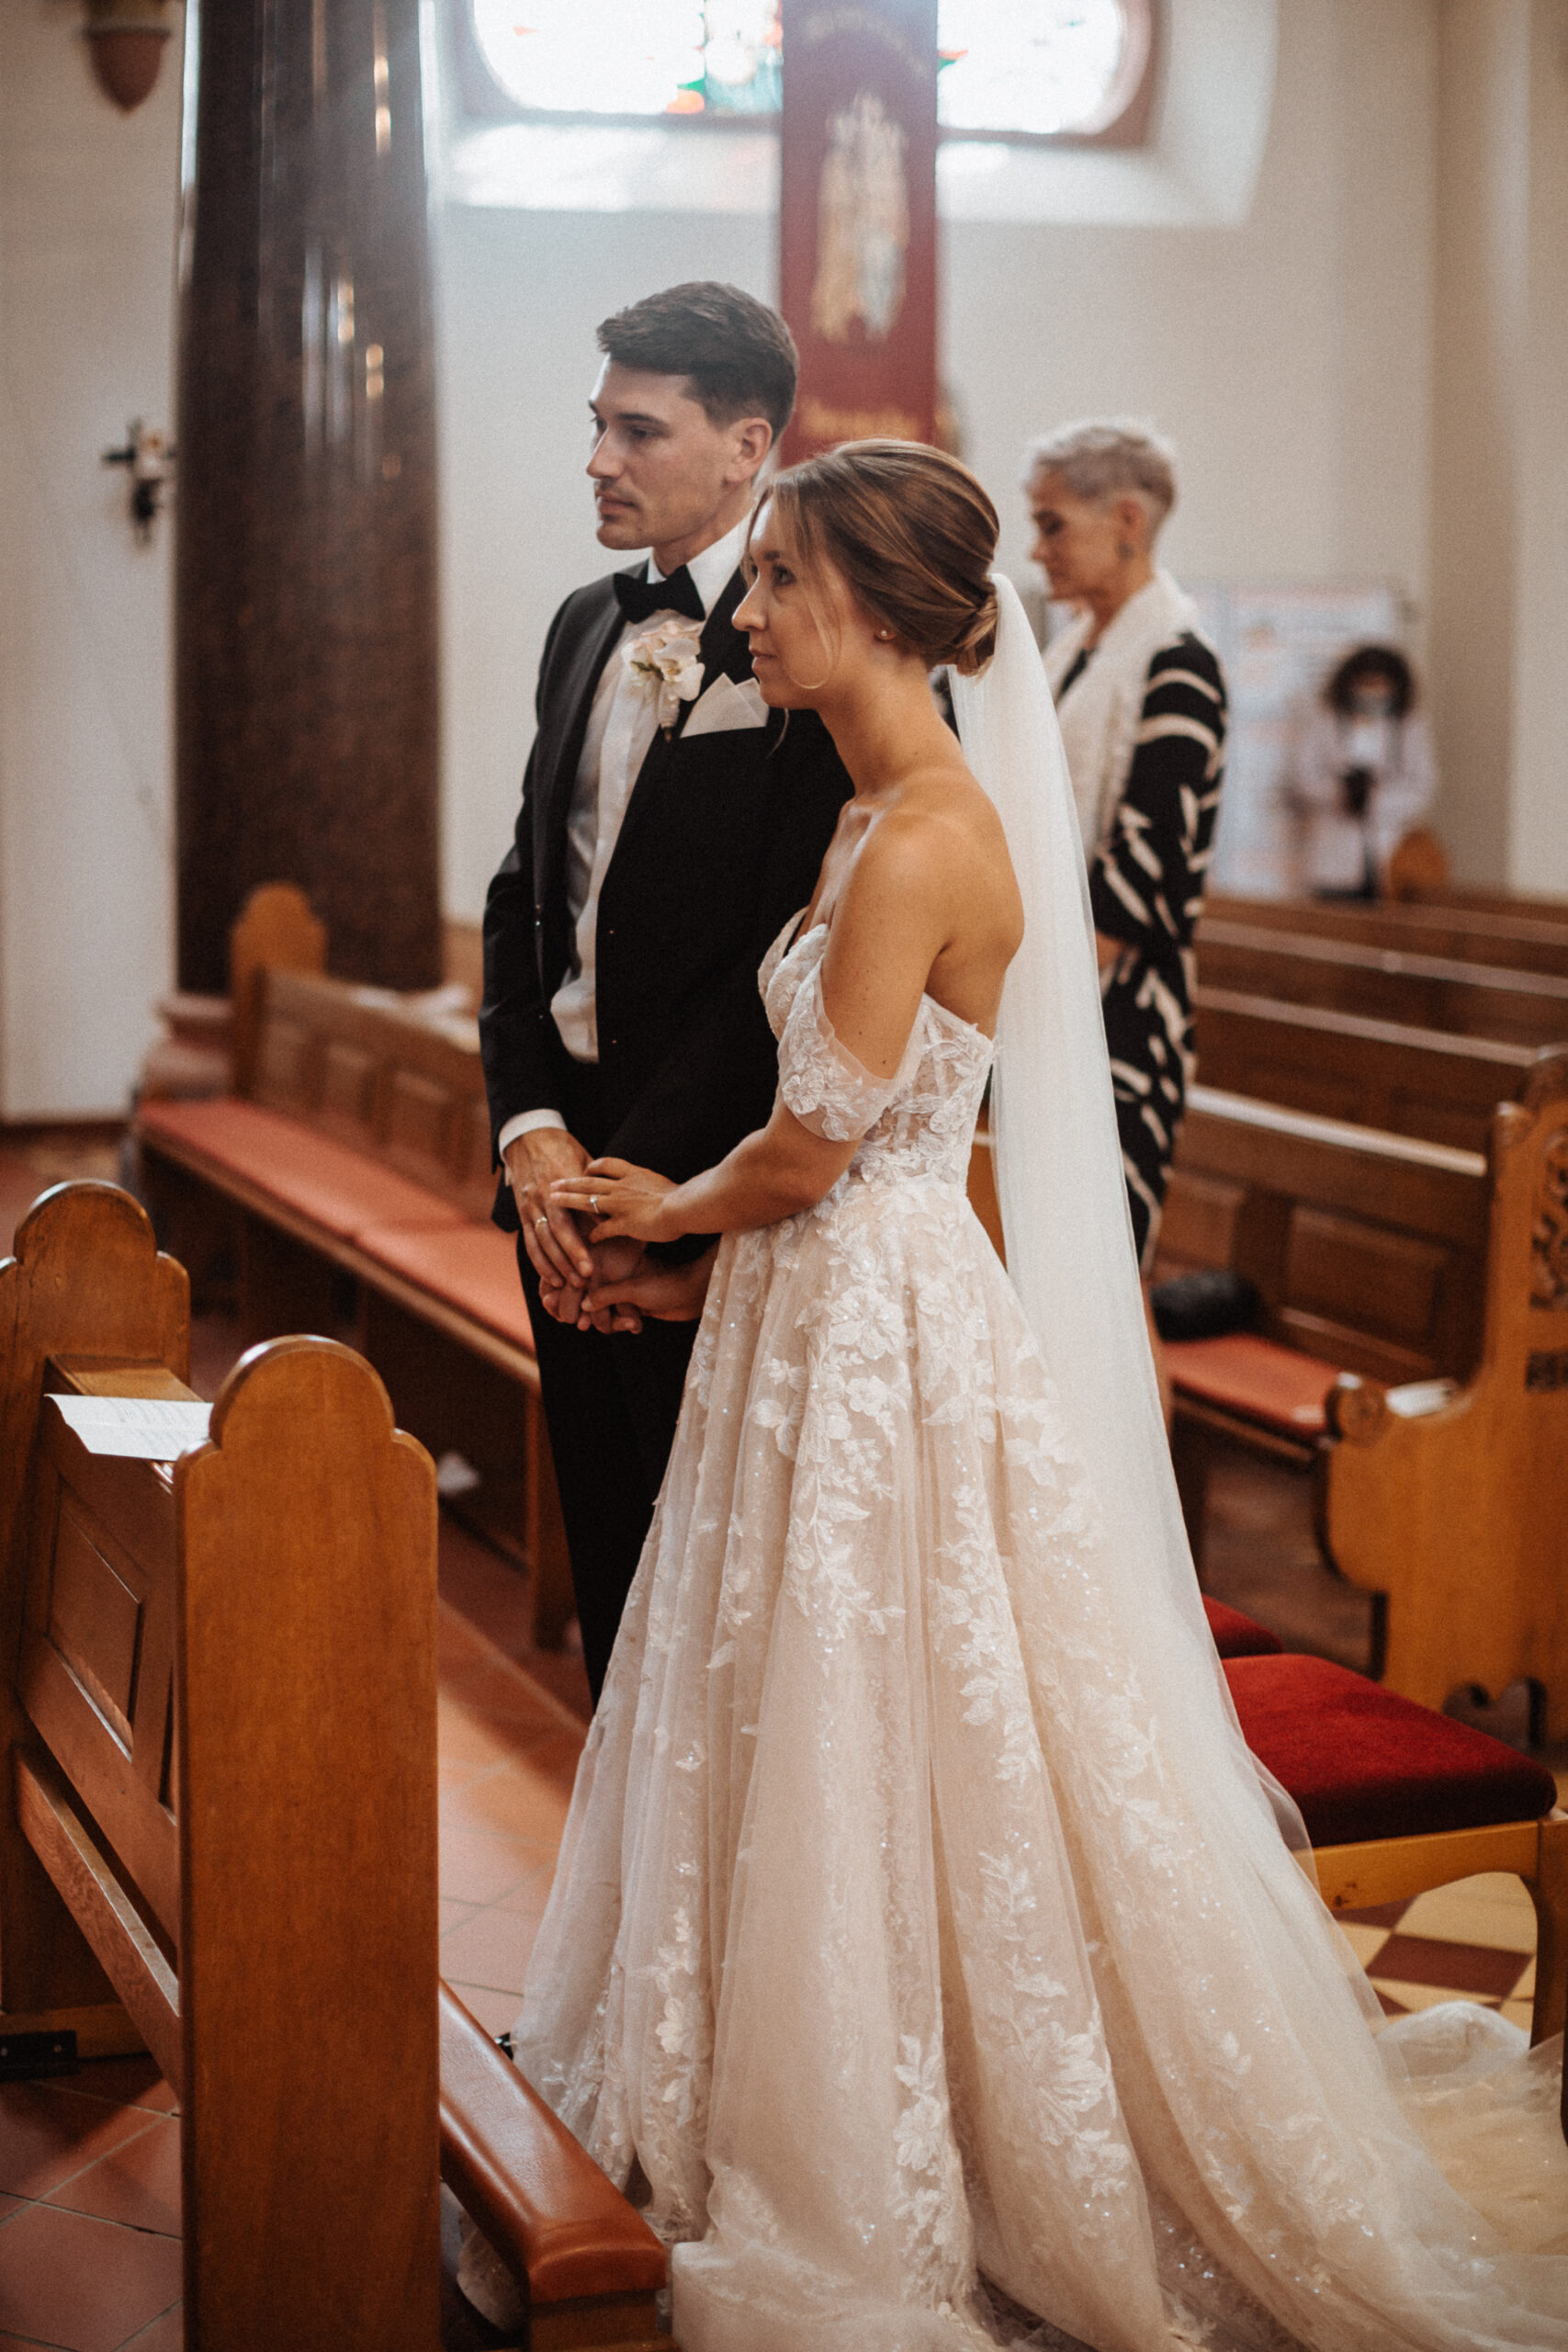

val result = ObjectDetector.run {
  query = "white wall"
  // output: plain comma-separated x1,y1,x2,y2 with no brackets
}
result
0,5,183,1118
435,0,1441,918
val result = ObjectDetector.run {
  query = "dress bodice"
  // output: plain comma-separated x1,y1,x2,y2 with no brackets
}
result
759,913,994,1193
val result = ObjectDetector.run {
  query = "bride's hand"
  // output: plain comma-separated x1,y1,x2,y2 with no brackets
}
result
550,1158,683,1246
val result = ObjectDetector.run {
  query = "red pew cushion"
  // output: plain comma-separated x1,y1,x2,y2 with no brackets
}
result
137,1096,465,1243
1224,1653,1558,1846
357,1222,535,1357
1165,1332,1344,1439
1203,1598,1283,1658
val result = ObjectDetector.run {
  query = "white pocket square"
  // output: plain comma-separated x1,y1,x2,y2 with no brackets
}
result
682,675,769,738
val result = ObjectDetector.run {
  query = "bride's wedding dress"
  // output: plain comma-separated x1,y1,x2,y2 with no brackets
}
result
478,909,1568,2352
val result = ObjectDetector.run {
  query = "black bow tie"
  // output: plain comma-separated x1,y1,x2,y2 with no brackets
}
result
613,565,706,626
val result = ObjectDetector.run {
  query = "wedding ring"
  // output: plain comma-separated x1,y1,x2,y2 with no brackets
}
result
591,1193,602,1216
534,1215,549,1229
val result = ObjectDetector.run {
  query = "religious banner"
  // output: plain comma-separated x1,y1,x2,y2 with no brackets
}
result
779,0,939,463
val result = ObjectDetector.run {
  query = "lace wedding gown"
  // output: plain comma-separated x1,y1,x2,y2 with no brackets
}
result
476,914,1568,2352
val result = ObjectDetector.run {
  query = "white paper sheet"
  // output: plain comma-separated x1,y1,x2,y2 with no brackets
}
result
50,1394,212,1460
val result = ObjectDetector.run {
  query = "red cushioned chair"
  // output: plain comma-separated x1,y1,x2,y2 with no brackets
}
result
1226,1651,1568,2055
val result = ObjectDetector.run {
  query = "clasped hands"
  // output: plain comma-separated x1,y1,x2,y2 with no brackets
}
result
504,1129,705,1333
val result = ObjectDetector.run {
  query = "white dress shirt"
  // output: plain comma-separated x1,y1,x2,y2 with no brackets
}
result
498,517,750,1155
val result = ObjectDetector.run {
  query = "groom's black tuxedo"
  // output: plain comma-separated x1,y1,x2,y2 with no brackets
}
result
479,562,851,1698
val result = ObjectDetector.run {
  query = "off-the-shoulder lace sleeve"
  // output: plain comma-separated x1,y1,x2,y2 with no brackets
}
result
777,964,922,1142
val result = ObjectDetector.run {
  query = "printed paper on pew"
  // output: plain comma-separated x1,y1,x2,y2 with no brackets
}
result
49,1395,213,1460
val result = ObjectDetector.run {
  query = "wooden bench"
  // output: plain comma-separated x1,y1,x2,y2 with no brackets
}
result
1192,985,1566,1155
0,1181,671,2350
1197,917,1568,1047
1395,879,1568,928
135,963,574,1650
1203,890,1568,984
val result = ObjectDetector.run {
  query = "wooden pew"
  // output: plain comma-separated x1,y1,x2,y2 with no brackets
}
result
1396,880,1568,927
1197,918,1568,1047
1202,891,1568,984
1191,985,1565,1154
1323,1057,1568,1740
0,1182,672,2350
137,966,574,1650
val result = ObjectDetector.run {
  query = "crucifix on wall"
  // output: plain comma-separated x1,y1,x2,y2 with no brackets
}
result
779,0,939,462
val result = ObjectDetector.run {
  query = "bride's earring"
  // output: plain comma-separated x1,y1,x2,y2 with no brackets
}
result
875,628,895,640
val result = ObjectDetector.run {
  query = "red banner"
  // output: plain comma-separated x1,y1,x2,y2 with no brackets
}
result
778,0,939,463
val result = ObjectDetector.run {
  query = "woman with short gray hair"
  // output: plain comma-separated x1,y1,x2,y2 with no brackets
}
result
1027,417,1226,1266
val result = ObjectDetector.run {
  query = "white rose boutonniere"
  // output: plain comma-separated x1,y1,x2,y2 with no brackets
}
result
624,619,705,731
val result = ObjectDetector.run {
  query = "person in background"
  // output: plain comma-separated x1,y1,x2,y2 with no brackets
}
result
1285,642,1436,899
1027,418,1227,1270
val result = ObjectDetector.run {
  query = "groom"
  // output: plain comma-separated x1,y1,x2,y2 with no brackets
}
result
479,282,851,1703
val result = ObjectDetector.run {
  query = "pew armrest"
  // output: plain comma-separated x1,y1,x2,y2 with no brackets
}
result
437,1981,667,2306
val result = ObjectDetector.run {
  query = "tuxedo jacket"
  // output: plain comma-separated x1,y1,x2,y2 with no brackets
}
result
479,566,852,1232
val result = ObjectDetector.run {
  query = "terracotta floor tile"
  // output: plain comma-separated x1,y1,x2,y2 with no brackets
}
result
118,2306,183,2349
47,2113,180,2236
438,1826,548,1906
514,1727,585,1784
0,2084,156,2201
491,1860,559,1924
1371,1935,1529,2000
437,1905,538,2000
71,2061,178,2117
434,1702,535,1772
440,1898,479,1937
0,2202,181,2351
441,1763,570,1848
440,1657,570,1728
445,1982,523,2037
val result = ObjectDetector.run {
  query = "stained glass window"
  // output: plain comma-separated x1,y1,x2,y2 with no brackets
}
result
468,2,1138,139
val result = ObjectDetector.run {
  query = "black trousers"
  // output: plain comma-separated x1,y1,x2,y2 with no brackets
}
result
516,1064,698,1705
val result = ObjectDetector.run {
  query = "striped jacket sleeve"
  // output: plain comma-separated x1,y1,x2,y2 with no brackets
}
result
1089,633,1227,962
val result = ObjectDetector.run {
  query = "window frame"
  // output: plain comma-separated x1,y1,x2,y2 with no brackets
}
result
451,0,1159,152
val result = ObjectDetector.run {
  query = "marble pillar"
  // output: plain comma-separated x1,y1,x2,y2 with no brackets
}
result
175,0,441,991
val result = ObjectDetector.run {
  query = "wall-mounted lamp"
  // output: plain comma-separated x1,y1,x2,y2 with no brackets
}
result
83,0,175,114
103,421,175,543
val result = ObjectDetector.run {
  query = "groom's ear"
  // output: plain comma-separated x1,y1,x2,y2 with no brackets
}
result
726,415,774,487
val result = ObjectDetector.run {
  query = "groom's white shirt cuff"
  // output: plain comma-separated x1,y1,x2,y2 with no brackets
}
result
498,1109,565,1156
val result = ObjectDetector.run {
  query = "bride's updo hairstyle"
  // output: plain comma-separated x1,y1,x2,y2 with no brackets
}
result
764,439,1000,676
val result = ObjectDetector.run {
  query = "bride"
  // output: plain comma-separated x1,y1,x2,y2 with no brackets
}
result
465,442,1568,2350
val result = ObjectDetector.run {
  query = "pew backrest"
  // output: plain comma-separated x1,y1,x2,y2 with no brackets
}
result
1202,892,1568,983
1159,1086,1489,1385
1198,918,1568,1047
229,882,327,1096
1192,986,1561,1155
252,967,493,1217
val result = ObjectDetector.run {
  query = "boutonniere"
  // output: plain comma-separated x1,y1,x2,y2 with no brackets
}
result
624,618,705,732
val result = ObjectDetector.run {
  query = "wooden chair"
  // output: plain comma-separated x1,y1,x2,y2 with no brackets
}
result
1323,1057,1568,1739
0,1182,673,2350
1224,1652,1568,2063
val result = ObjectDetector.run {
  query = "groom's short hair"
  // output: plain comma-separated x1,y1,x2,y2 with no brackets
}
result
597,283,798,440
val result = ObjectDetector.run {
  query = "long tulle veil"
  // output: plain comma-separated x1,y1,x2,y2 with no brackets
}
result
949,575,1314,1860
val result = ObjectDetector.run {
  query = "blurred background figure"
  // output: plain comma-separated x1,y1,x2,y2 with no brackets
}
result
1284,643,1436,900
1028,419,1227,1271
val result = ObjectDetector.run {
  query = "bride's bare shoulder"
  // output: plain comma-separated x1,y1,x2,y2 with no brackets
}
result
857,765,1016,903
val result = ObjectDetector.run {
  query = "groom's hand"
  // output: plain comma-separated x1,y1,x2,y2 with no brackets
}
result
504,1127,596,1310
